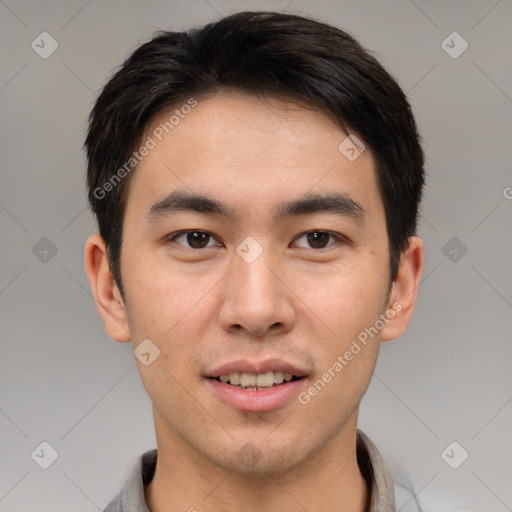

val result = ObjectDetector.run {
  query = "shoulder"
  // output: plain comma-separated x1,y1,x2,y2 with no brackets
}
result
101,449,157,512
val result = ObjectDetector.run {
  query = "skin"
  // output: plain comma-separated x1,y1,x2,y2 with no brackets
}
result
85,91,424,512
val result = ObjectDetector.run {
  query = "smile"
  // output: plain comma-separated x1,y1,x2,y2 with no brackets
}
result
214,371,302,389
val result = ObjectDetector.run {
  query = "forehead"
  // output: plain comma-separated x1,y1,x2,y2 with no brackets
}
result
144,91,355,161
124,91,382,222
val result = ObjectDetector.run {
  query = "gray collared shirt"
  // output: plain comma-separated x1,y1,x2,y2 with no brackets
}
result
103,429,415,511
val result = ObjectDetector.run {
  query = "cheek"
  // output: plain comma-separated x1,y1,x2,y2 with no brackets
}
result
295,266,388,401
122,250,183,333
123,252,219,350
300,268,385,407
300,257,388,336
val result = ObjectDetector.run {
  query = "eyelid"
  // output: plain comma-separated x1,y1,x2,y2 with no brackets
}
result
166,229,349,249
166,230,221,248
291,230,349,248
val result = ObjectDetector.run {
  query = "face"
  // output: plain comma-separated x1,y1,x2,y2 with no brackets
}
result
90,91,417,476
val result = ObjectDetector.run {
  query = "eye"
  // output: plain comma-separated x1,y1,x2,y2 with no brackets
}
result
166,230,345,250
168,230,221,249
292,230,343,249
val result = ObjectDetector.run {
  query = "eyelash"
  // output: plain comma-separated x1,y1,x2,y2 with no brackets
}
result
166,230,347,250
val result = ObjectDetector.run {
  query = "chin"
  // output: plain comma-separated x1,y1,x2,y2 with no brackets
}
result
203,439,308,477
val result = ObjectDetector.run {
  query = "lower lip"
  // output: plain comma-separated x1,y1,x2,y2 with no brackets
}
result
205,378,307,413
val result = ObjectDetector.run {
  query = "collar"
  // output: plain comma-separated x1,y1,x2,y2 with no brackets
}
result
105,428,395,511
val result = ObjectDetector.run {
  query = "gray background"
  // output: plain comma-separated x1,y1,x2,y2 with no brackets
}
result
1,0,511,510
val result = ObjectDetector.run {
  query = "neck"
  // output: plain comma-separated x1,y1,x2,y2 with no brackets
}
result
145,411,369,512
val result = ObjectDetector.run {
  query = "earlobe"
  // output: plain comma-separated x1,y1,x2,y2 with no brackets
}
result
84,233,132,343
380,236,424,342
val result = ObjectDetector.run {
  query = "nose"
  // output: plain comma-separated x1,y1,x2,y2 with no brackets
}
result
218,243,296,339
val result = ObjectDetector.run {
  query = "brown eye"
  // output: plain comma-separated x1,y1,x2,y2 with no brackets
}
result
170,231,218,249
293,231,340,249
307,231,330,249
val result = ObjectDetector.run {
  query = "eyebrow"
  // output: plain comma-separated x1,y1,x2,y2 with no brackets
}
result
146,190,365,224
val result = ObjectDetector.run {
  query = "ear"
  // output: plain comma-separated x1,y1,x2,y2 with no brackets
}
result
380,236,424,342
84,233,131,342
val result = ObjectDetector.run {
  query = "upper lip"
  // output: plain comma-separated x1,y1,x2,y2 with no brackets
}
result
205,358,309,378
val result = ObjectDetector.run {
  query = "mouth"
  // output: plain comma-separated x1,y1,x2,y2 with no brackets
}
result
204,359,309,412
209,371,306,390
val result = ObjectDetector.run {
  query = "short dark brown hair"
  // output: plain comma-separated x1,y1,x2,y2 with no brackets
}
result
85,10,425,299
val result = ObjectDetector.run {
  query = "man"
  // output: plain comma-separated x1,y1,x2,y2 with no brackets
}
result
84,10,425,512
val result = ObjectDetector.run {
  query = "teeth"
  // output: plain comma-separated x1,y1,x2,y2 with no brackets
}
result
273,371,284,384
229,373,241,385
256,372,274,387
240,373,256,387
217,371,298,388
